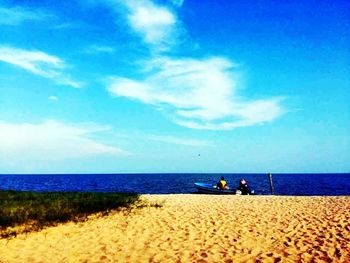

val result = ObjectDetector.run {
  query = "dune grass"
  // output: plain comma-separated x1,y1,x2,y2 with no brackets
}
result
0,190,140,238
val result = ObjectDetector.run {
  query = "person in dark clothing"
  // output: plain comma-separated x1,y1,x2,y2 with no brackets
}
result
237,179,252,195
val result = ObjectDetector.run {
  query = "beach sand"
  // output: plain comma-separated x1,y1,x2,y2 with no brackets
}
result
1,195,350,262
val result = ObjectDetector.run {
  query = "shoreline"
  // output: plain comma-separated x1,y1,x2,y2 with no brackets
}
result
1,194,350,262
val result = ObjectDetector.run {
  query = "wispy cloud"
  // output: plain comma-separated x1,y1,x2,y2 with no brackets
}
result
170,0,184,7
0,46,81,88
108,56,285,130
0,5,52,26
83,45,116,54
120,0,180,49
90,0,183,50
49,95,58,101
102,0,286,130
0,120,129,167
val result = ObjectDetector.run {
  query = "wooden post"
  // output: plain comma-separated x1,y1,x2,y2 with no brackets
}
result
269,173,275,195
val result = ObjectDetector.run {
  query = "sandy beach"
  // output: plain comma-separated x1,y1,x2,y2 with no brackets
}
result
1,195,350,262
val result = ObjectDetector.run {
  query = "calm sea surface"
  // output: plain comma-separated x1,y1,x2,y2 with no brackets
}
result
0,173,349,196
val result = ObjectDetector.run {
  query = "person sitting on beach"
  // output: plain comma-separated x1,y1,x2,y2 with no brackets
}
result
217,177,229,190
237,179,251,195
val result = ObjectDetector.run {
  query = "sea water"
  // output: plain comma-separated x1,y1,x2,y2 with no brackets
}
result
1,173,349,195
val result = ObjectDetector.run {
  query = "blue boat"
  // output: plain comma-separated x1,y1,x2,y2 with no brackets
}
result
194,182,237,194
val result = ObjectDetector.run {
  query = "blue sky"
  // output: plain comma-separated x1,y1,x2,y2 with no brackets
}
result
0,0,349,173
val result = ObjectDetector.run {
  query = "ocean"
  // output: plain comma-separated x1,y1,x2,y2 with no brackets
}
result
0,173,349,196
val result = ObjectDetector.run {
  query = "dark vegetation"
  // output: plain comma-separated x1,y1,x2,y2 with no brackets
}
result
0,190,140,238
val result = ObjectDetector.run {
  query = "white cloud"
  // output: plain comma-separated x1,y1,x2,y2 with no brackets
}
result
108,56,285,130
49,95,58,101
147,135,212,147
97,0,286,130
83,45,116,54
122,0,178,48
0,5,51,26
88,0,183,49
0,120,129,168
0,46,81,88
170,0,184,7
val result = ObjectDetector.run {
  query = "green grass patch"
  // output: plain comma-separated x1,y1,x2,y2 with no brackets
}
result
0,190,140,238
